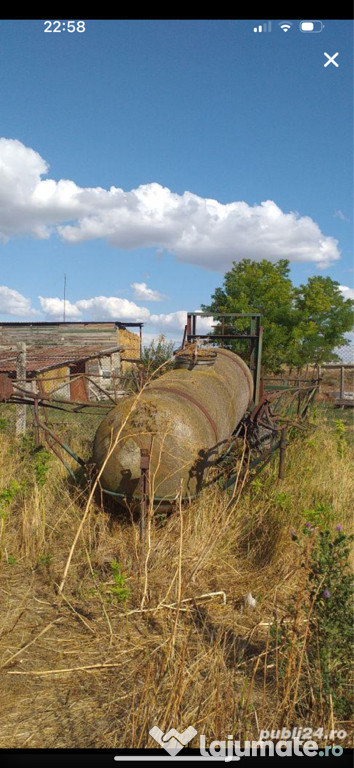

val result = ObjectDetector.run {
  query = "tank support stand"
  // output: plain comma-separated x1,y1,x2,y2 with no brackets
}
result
278,427,288,479
140,448,150,560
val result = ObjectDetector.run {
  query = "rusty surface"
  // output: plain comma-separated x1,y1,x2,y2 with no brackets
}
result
278,427,288,479
69,361,89,402
139,448,150,556
249,395,271,423
0,345,122,374
152,384,219,442
0,373,14,401
93,346,254,501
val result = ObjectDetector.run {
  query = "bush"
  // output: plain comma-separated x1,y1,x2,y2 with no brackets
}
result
141,334,175,376
273,518,354,721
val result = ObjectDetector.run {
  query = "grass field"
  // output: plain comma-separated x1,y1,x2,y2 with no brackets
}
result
0,397,352,749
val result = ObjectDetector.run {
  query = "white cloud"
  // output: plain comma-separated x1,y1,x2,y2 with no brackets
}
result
0,286,40,317
75,296,151,323
149,310,188,332
131,282,166,302
0,138,341,270
339,285,354,300
37,290,212,337
333,210,350,222
150,310,213,334
38,296,82,319
38,294,151,323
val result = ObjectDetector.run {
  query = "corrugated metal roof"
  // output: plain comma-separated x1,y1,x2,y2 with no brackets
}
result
0,321,144,328
0,345,122,374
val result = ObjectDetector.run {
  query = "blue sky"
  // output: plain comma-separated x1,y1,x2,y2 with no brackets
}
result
0,18,353,342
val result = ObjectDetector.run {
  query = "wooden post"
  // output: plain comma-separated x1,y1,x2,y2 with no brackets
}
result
16,342,27,436
33,395,40,445
110,350,120,402
340,365,345,400
139,325,143,360
297,389,302,416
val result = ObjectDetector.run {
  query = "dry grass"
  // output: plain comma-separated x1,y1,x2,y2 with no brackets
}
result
0,402,352,749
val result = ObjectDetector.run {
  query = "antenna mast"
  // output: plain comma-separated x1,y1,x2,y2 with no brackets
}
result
63,274,66,323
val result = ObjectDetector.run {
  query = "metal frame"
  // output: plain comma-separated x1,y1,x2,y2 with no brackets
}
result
184,311,263,406
0,312,321,545
319,363,354,408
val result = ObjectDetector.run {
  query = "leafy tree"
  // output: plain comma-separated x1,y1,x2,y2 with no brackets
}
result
292,276,354,366
202,258,296,371
202,259,353,372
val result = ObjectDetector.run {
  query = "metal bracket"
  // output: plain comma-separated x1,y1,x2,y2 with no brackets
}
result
140,448,150,559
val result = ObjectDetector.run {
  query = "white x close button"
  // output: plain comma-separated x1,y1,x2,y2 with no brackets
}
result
324,52,339,67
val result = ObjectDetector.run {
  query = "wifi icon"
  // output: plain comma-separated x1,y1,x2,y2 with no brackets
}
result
279,21,292,31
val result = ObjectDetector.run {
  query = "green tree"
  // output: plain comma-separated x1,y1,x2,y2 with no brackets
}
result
202,258,296,371
202,260,353,372
292,276,354,366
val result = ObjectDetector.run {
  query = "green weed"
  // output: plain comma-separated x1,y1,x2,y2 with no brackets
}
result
109,559,131,604
274,518,353,721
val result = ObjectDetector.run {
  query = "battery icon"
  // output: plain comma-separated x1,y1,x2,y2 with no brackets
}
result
299,21,324,32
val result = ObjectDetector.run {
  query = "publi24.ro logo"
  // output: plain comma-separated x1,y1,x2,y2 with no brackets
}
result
149,725,197,756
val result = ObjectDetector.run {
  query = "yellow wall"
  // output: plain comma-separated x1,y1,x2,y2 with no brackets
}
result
37,366,70,397
118,328,141,373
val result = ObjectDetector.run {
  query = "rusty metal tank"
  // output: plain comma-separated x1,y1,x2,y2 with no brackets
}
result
92,347,254,503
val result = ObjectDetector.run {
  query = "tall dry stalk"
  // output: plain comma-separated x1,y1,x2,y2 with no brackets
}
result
58,355,175,595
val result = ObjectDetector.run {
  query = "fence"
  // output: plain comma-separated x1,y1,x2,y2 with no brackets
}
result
319,364,354,405
0,342,142,436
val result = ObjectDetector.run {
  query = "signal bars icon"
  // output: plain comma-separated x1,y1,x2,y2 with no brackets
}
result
253,21,272,33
